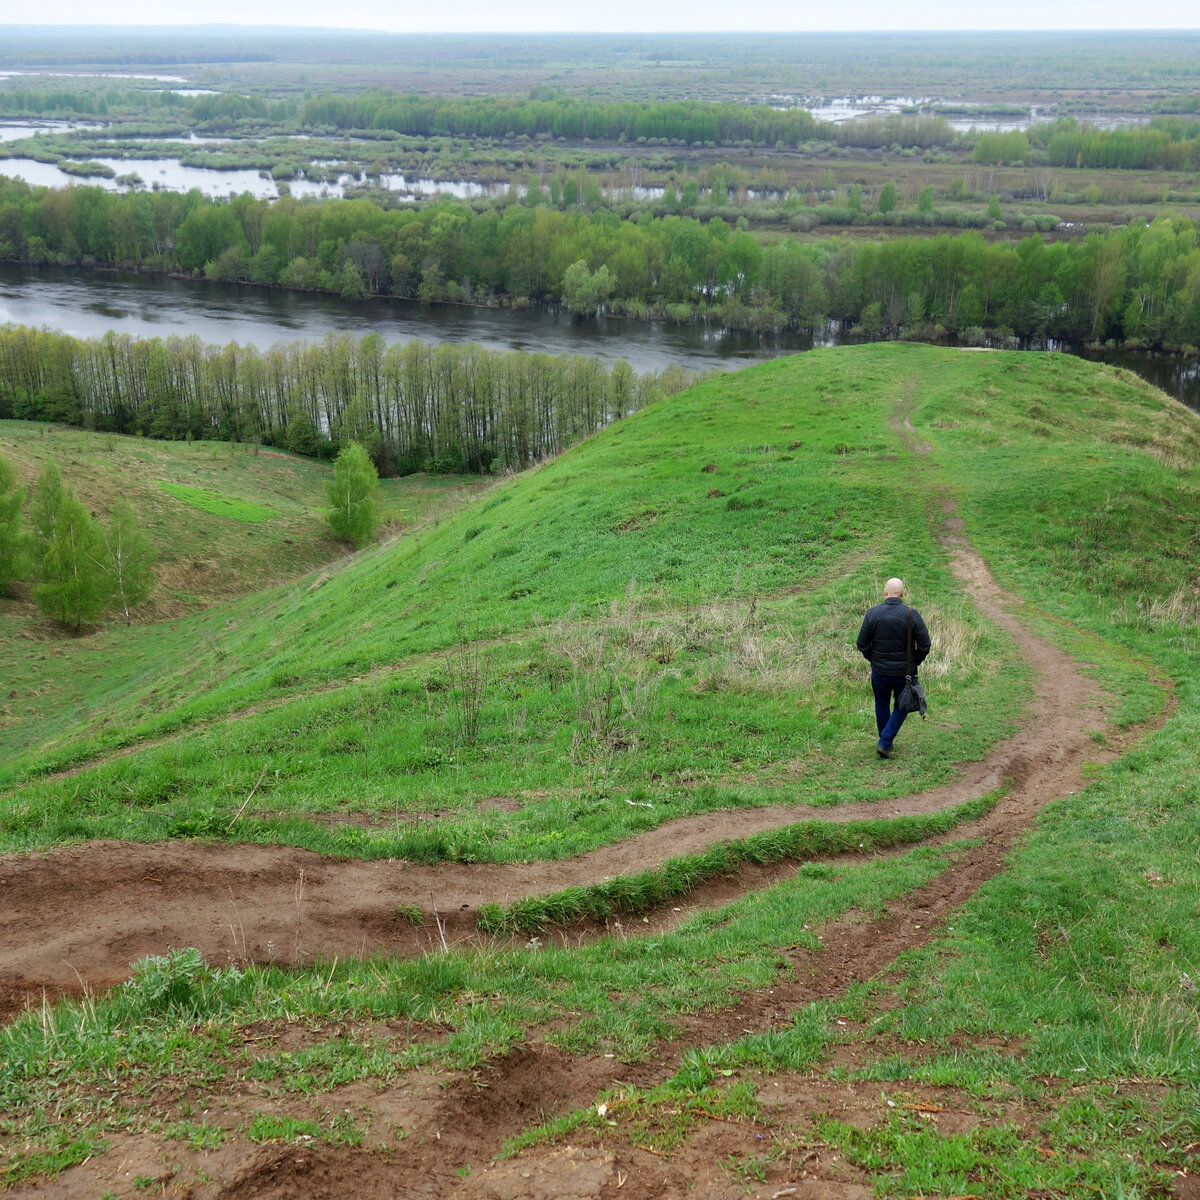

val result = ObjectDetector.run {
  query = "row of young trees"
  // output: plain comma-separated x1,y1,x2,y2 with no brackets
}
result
184,91,961,151
972,116,1200,170
0,455,155,628
297,92,832,148
0,87,183,116
0,329,697,476
6,165,1200,345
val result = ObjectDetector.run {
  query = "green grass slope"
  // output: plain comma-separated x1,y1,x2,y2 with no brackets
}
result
0,422,485,762
1,344,1038,859
3,344,1199,1195
5,343,1195,867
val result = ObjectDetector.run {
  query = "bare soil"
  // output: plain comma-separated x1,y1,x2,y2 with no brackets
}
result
1,461,1179,1197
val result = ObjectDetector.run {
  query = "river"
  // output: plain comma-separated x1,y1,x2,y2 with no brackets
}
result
2,262,1198,410
0,262,809,374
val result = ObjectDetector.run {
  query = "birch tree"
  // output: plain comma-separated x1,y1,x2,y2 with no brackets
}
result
33,490,112,630
324,441,379,549
28,458,65,552
101,499,155,625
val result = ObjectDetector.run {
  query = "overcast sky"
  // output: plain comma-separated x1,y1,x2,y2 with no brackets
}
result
13,0,1200,32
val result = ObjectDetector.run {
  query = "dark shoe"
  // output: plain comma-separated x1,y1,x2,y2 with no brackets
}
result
876,744,892,759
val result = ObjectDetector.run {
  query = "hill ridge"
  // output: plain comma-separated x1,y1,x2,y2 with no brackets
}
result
0,407,1169,1018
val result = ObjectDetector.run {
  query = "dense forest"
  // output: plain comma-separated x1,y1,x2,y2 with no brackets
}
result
0,327,697,475
3,175,1199,348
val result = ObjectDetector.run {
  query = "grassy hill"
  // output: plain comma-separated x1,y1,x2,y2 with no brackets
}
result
0,420,487,620
1,343,1198,1196
1,346,1196,847
0,422,486,762
0,345,1036,853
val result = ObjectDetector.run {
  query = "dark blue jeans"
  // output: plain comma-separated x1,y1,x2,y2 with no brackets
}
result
872,672,911,749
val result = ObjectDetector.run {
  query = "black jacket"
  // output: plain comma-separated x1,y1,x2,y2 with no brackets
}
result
857,597,931,676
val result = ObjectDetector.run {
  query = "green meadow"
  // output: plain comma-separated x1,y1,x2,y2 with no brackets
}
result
1,343,1198,1195
0,346,1027,853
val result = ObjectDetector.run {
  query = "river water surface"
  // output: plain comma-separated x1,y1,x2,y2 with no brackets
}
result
2,262,1198,410
0,262,806,374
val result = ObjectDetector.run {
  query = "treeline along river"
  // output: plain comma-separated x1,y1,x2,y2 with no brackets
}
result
4,261,1199,416
0,267,719,474
0,262,794,376
6,176,1200,352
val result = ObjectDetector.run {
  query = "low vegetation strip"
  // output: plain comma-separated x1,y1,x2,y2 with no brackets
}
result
158,480,278,522
475,797,997,934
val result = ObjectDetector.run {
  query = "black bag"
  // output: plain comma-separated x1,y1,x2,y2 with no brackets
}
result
898,676,927,717
899,607,927,718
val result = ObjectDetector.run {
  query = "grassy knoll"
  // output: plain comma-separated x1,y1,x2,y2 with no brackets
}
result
0,346,1033,854
0,421,486,758
1,344,1198,1194
0,421,486,617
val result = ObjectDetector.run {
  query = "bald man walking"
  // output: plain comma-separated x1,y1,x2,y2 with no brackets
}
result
856,577,931,759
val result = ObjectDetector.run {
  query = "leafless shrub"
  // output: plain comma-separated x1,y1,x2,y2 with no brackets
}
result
573,658,622,747
446,636,489,746
555,591,663,754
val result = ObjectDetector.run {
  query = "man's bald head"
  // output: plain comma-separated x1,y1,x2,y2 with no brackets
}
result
884,578,905,598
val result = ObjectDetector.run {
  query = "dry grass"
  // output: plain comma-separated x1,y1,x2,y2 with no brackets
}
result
552,589,666,754
1134,584,1200,629
546,585,990,721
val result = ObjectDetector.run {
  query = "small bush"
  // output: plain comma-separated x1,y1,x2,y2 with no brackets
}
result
122,947,237,1019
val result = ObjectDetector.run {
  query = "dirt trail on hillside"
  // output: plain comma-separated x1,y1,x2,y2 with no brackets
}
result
3,387,1180,1200
0,491,1141,1021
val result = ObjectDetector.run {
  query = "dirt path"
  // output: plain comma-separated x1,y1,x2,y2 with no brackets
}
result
3,388,1179,1199
0,494,1147,1020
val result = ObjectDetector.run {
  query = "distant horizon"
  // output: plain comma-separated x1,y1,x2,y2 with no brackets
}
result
2,14,1198,34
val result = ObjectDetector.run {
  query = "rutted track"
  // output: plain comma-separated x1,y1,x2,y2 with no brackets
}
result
0,499,1160,1020
1,386,1179,1200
